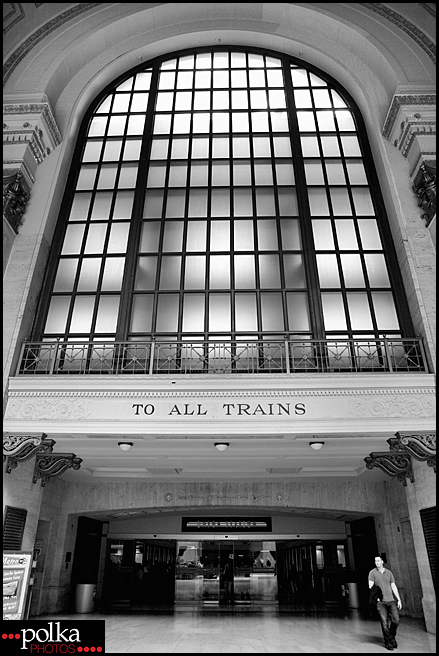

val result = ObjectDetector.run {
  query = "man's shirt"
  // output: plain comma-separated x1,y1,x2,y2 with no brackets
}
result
368,568,396,602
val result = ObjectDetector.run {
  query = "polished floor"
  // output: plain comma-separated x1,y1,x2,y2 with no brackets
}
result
38,607,436,653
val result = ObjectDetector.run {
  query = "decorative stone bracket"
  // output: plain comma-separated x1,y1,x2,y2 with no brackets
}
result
382,87,436,226
365,431,436,484
3,92,62,231
364,451,414,486
33,452,82,487
3,432,52,473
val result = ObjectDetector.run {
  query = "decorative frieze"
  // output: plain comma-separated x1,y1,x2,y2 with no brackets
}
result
33,452,83,487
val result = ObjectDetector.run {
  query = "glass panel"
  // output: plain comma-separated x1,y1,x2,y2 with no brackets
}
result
335,220,357,249
107,223,130,253
325,160,345,185
83,141,103,162
330,188,352,215
261,293,284,331
347,293,373,330
159,256,182,289
308,189,329,215
212,138,229,158
184,256,206,289
70,194,92,221
190,163,208,186
130,295,153,332
130,93,149,112
235,294,258,331
305,161,324,185
352,188,374,215
297,112,316,132
340,254,365,287
316,111,336,131
270,112,289,132
256,188,276,215
286,293,310,331
321,136,340,156
170,138,188,159
301,136,319,157
44,296,70,333
135,257,158,290
254,162,273,186
77,258,101,291
182,295,205,332
372,292,399,330
163,222,184,251
251,112,269,132
341,136,361,156
278,189,298,216
169,164,188,187
97,164,117,189
54,259,78,292
209,255,230,289
259,255,281,288
234,220,254,250
101,257,125,290
84,224,108,253
210,221,230,251
365,254,390,287
188,189,208,217
358,219,382,249
280,219,301,249
233,161,252,186
233,137,251,158
95,295,120,332
312,220,334,250
257,220,278,250
144,190,164,218
187,221,207,251
209,295,231,331
108,115,127,136
347,161,367,185
166,190,186,218
321,293,347,330
127,115,146,135
156,294,179,332
253,137,271,157
313,89,332,108
234,255,255,288
70,296,95,333
211,189,230,217
212,163,230,186
90,192,112,220
61,225,86,254
284,254,306,287
335,110,355,130
114,191,134,219
275,162,295,185
294,90,312,108
317,254,341,287
140,222,161,252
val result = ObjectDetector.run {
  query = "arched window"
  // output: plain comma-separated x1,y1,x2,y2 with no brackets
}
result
29,47,418,373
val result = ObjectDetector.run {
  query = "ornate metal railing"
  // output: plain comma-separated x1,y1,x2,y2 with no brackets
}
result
15,338,427,375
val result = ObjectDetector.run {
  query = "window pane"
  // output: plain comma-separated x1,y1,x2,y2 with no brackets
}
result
187,221,207,251
321,136,340,156
114,191,134,219
84,224,108,254
347,161,367,184
235,294,258,331
281,219,301,249
188,189,208,217
212,162,230,186
97,164,117,189
358,219,382,249
210,221,230,250
135,257,157,290
101,257,125,290
169,164,188,186
347,293,373,330
372,292,399,330
340,254,365,287
321,293,347,330
140,222,161,252
70,296,95,333
156,294,179,332
166,190,186,217
258,220,278,250
70,194,92,221
234,220,254,250
209,294,231,331
77,258,101,291
284,254,306,287
211,189,230,216
325,160,346,185
233,161,252,186
163,222,184,251
308,189,329,215
190,162,208,186
185,256,206,289
159,256,182,289
95,296,120,332
278,188,298,216
130,295,153,332
212,138,229,158
365,254,390,287
317,254,340,287
61,225,85,255
254,162,273,186
253,137,271,157
259,254,281,287
44,297,71,333
312,220,334,250
305,161,324,185
143,190,163,218
256,188,276,215
335,220,357,249
182,295,205,332
330,188,352,215
234,255,255,288
107,223,130,254
276,162,295,185
261,293,284,331
286,293,310,331
54,259,78,292
170,138,188,158
352,188,374,215
209,255,230,288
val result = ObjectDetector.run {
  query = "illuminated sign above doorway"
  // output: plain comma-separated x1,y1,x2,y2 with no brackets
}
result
182,517,272,532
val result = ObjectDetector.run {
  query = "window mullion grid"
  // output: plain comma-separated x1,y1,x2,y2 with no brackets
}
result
283,60,325,340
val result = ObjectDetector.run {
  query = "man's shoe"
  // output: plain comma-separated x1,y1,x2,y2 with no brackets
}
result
391,638,397,648
385,643,394,651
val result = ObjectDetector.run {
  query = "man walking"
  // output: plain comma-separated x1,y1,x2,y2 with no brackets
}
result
368,556,403,650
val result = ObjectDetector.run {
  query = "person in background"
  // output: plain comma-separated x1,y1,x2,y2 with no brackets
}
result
222,553,234,604
368,556,403,651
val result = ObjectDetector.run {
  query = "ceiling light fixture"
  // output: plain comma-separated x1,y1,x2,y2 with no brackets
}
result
309,441,324,451
214,442,229,451
118,442,133,451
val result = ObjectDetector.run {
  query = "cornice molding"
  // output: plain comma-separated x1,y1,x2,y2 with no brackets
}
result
382,94,436,140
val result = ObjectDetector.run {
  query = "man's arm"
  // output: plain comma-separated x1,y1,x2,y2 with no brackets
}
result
368,580,374,589
391,582,402,610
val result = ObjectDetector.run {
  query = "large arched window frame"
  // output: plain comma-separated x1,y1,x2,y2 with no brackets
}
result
31,47,415,362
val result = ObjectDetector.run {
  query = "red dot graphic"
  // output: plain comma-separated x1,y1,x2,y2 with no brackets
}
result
9,634,14,639
77,648,83,653
2,635,7,639
91,648,96,652
85,649,89,653
97,648,103,652
15,634,20,639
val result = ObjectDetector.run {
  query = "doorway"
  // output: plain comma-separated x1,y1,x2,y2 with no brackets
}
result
175,540,277,605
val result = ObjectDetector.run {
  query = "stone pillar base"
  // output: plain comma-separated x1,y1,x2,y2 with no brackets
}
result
422,596,436,634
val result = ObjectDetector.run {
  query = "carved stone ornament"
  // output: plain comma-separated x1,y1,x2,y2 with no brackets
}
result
3,433,52,474
364,452,414,486
412,163,436,226
395,431,436,472
33,452,82,486
3,170,30,232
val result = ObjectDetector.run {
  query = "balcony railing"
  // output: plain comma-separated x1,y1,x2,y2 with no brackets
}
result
15,338,427,375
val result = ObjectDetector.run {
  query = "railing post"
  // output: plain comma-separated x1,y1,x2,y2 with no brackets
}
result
284,337,290,374
148,340,155,375
416,336,428,372
15,339,28,376
49,339,60,375
383,336,393,373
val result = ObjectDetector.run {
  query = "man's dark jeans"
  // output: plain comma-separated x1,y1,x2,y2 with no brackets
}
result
377,600,400,645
